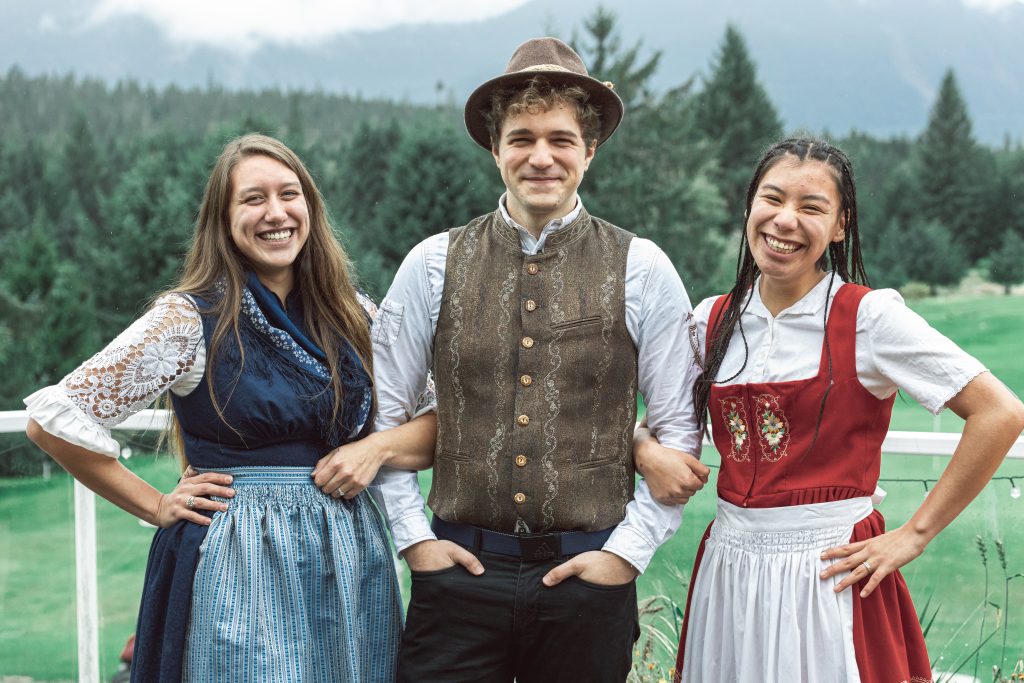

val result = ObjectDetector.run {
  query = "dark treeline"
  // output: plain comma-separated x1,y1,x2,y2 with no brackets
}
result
2,9,1024,437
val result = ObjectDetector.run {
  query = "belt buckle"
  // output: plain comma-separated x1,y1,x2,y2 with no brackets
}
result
518,533,561,561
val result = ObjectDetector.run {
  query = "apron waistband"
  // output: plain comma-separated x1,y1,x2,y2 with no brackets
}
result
196,466,315,484
716,496,873,533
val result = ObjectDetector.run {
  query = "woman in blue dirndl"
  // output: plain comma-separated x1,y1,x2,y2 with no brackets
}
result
25,134,435,682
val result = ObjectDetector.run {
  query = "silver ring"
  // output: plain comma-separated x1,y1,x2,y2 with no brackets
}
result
862,560,872,572
185,496,196,510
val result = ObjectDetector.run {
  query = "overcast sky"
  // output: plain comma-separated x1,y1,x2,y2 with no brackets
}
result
85,0,533,53
78,0,1023,54
963,0,1024,7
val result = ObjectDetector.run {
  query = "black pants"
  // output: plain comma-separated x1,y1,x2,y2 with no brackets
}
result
397,550,640,683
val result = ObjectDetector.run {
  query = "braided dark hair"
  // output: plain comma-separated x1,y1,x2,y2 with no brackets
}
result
693,138,871,441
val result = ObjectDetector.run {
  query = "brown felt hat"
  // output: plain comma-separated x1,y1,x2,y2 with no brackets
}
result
464,37,625,150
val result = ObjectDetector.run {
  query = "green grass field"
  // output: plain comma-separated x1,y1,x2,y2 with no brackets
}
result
1,294,1022,681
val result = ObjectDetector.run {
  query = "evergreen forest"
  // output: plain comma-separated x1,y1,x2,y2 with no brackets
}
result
2,10,1023,472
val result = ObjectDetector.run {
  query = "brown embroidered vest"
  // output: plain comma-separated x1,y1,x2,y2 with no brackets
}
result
431,208,638,533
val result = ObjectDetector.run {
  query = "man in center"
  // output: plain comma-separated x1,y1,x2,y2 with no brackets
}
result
370,37,708,682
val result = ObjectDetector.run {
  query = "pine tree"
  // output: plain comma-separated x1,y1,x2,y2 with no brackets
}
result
859,157,920,287
283,94,308,155
330,119,404,232
867,218,912,290
574,9,732,301
55,190,98,262
571,6,661,108
86,148,192,334
2,207,58,302
374,118,499,276
0,189,31,239
0,138,49,232
902,218,968,295
34,260,102,387
988,229,1024,294
61,110,105,227
325,119,407,296
838,132,915,266
987,145,1024,259
914,69,988,260
696,25,783,221
0,287,42,410
585,86,732,302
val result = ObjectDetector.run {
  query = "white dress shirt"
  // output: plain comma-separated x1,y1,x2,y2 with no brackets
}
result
690,275,987,413
369,196,703,573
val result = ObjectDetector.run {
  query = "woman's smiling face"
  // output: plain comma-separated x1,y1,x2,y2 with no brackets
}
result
228,154,310,288
746,156,846,296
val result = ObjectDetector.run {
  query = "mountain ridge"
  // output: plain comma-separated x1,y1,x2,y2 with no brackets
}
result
1,0,1022,143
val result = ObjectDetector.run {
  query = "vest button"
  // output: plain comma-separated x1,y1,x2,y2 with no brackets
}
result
526,263,539,275
515,454,528,467
520,374,532,387
521,336,534,349
513,492,527,504
525,299,537,312
516,414,530,426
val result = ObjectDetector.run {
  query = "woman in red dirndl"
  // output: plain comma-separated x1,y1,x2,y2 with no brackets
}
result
636,138,1024,682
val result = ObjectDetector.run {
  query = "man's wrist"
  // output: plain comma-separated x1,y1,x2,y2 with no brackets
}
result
601,549,640,577
400,538,432,559
392,522,437,555
604,525,657,574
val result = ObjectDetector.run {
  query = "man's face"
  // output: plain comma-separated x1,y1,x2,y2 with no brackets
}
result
491,103,596,228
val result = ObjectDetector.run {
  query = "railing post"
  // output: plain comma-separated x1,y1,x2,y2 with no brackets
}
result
74,480,100,683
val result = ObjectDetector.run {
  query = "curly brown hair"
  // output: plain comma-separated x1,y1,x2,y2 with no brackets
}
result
483,76,602,149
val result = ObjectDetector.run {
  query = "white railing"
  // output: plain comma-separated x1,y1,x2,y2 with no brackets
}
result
1,408,1022,682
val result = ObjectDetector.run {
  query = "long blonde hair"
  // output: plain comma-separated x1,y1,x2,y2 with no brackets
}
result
163,134,372,466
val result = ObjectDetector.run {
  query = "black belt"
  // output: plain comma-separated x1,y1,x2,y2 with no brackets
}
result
431,516,614,562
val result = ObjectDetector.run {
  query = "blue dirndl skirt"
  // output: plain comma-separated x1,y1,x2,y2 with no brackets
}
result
134,467,401,683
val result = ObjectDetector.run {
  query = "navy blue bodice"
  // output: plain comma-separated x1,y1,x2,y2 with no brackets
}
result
170,275,373,468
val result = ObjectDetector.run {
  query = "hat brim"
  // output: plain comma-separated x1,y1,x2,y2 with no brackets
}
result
464,70,625,150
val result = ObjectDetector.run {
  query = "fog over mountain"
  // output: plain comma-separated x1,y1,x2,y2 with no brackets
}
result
2,0,1022,142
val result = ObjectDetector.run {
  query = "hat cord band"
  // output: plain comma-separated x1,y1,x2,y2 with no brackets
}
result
518,64,575,74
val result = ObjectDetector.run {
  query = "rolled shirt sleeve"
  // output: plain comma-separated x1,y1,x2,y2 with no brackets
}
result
368,235,448,552
603,239,702,573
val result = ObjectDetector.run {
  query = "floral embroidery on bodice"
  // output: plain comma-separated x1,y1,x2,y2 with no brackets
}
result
719,397,751,462
755,394,790,461
61,294,203,425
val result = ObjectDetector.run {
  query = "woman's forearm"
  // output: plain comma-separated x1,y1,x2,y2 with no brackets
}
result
903,372,1024,545
26,418,163,524
821,373,1024,596
374,412,437,470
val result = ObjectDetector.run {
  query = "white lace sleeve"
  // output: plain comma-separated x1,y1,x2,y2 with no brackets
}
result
23,293,205,457
358,291,436,417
